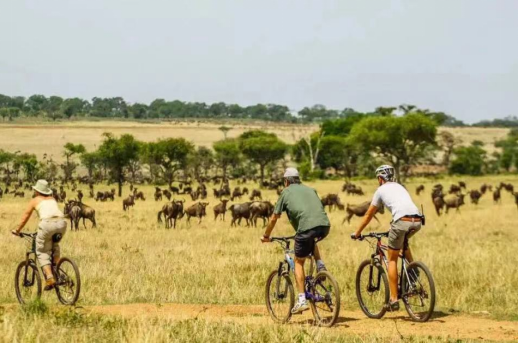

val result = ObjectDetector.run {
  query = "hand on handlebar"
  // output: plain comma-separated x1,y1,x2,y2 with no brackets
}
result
260,236,271,243
11,230,21,237
350,232,364,241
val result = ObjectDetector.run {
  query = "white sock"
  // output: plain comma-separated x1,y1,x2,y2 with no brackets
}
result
298,293,306,304
316,260,325,268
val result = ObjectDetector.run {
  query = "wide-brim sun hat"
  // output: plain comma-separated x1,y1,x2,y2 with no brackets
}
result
32,179,53,195
283,167,299,178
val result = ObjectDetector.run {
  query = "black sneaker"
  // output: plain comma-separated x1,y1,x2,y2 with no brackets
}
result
385,300,400,311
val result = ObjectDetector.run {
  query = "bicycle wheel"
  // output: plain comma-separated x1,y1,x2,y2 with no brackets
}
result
402,261,435,322
265,270,294,323
356,259,389,319
55,257,81,305
309,271,341,327
15,261,42,305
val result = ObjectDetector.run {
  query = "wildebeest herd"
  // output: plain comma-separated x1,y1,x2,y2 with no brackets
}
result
1,176,516,232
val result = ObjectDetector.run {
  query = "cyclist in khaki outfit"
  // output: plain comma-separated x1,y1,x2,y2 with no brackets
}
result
352,165,422,311
12,179,67,290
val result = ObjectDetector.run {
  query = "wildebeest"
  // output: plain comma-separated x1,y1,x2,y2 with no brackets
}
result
415,185,425,196
190,190,200,201
321,194,344,211
342,182,364,196
433,195,445,216
96,189,115,202
242,187,249,195
64,201,82,231
513,192,518,209
170,186,180,195
458,181,467,189
230,187,243,201
163,189,172,200
185,202,209,224
68,200,97,228
0,187,3,198
449,184,461,194
77,190,84,202
229,202,252,227
444,194,465,213
154,187,163,201
158,200,185,229
213,199,230,221
123,195,135,211
134,191,146,201
480,183,492,194
250,189,262,201
500,182,514,193
250,201,274,227
342,202,384,224
493,188,501,204
14,191,25,198
469,190,482,205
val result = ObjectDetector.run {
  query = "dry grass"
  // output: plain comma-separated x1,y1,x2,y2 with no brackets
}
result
0,121,509,162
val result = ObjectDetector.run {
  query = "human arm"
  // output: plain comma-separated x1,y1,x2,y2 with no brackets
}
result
261,213,281,242
13,199,37,235
353,205,378,238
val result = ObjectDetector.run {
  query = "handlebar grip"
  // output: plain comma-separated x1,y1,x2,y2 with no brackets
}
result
350,233,358,240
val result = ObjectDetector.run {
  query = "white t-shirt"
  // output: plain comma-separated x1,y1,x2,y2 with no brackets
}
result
371,182,420,222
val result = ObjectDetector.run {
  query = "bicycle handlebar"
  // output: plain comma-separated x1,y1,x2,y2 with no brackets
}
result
350,232,389,241
270,236,295,243
16,232,37,238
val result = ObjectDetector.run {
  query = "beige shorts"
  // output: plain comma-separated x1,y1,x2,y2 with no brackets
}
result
36,218,67,267
388,220,421,250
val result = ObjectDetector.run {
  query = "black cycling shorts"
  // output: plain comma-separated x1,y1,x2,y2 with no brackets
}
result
294,226,330,258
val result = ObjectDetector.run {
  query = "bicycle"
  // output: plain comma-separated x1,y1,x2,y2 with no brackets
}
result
14,232,81,306
351,231,435,322
265,236,340,327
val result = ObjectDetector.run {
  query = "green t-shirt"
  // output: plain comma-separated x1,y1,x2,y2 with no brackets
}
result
274,184,331,233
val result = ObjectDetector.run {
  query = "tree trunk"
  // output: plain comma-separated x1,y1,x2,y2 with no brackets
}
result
259,164,265,187
118,169,123,197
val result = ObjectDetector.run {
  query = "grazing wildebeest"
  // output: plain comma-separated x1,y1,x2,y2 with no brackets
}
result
415,185,425,196
347,186,364,196
500,182,514,193
342,202,384,224
68,200,97,228
249,189,262,201
134,191,146,201
14,191,25,198
163,189,172,200
123,195,135,211
77,190,84,202
170,186,180,195
250,201,274,227
469,190,482,205
59,187,67,202
229,202,252,227
458,181,467,189
230,187,243,201
190,190,200,201
449,184,461,194
185,202,209,224
480,183,492,194
158,200,185,229
493,188,501,204
433,195,445,216
154,187,163,201
182,186,193,195
242,187,249,195
64,201,82,231
444,194,465,213
213,199,230,221
321,194,344,211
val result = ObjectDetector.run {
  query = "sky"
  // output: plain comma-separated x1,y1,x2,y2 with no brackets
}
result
1,0,517,123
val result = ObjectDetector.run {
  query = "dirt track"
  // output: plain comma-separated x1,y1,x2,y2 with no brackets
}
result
84,303,518,341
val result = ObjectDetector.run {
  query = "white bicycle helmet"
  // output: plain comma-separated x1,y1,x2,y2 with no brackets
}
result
375,165,396,182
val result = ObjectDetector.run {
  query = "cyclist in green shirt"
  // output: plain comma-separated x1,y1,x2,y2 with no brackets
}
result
261,167,331,314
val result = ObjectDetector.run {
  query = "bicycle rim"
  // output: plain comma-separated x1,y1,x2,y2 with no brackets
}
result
15,261,42,305
356,259,389,319
309,271,341,327
403,261,436,322
55,257,81,305
265,270,294,323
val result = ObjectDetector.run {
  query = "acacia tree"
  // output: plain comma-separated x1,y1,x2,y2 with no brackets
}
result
98,133,141,196
348,113,437,182
0,149,15,181
80,151,102,180
239,130,288,185
143,138,194,186
438,131,461,167
213,139,241,180
62,143,86,181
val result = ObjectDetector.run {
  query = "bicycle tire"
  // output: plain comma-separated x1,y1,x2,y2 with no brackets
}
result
15,261,42,305
55,257,81,306
309,270,341,327
355,259,389,319
402,261,435,322
265,270,294,324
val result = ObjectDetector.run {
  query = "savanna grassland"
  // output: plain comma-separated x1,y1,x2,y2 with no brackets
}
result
0,175,518,342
